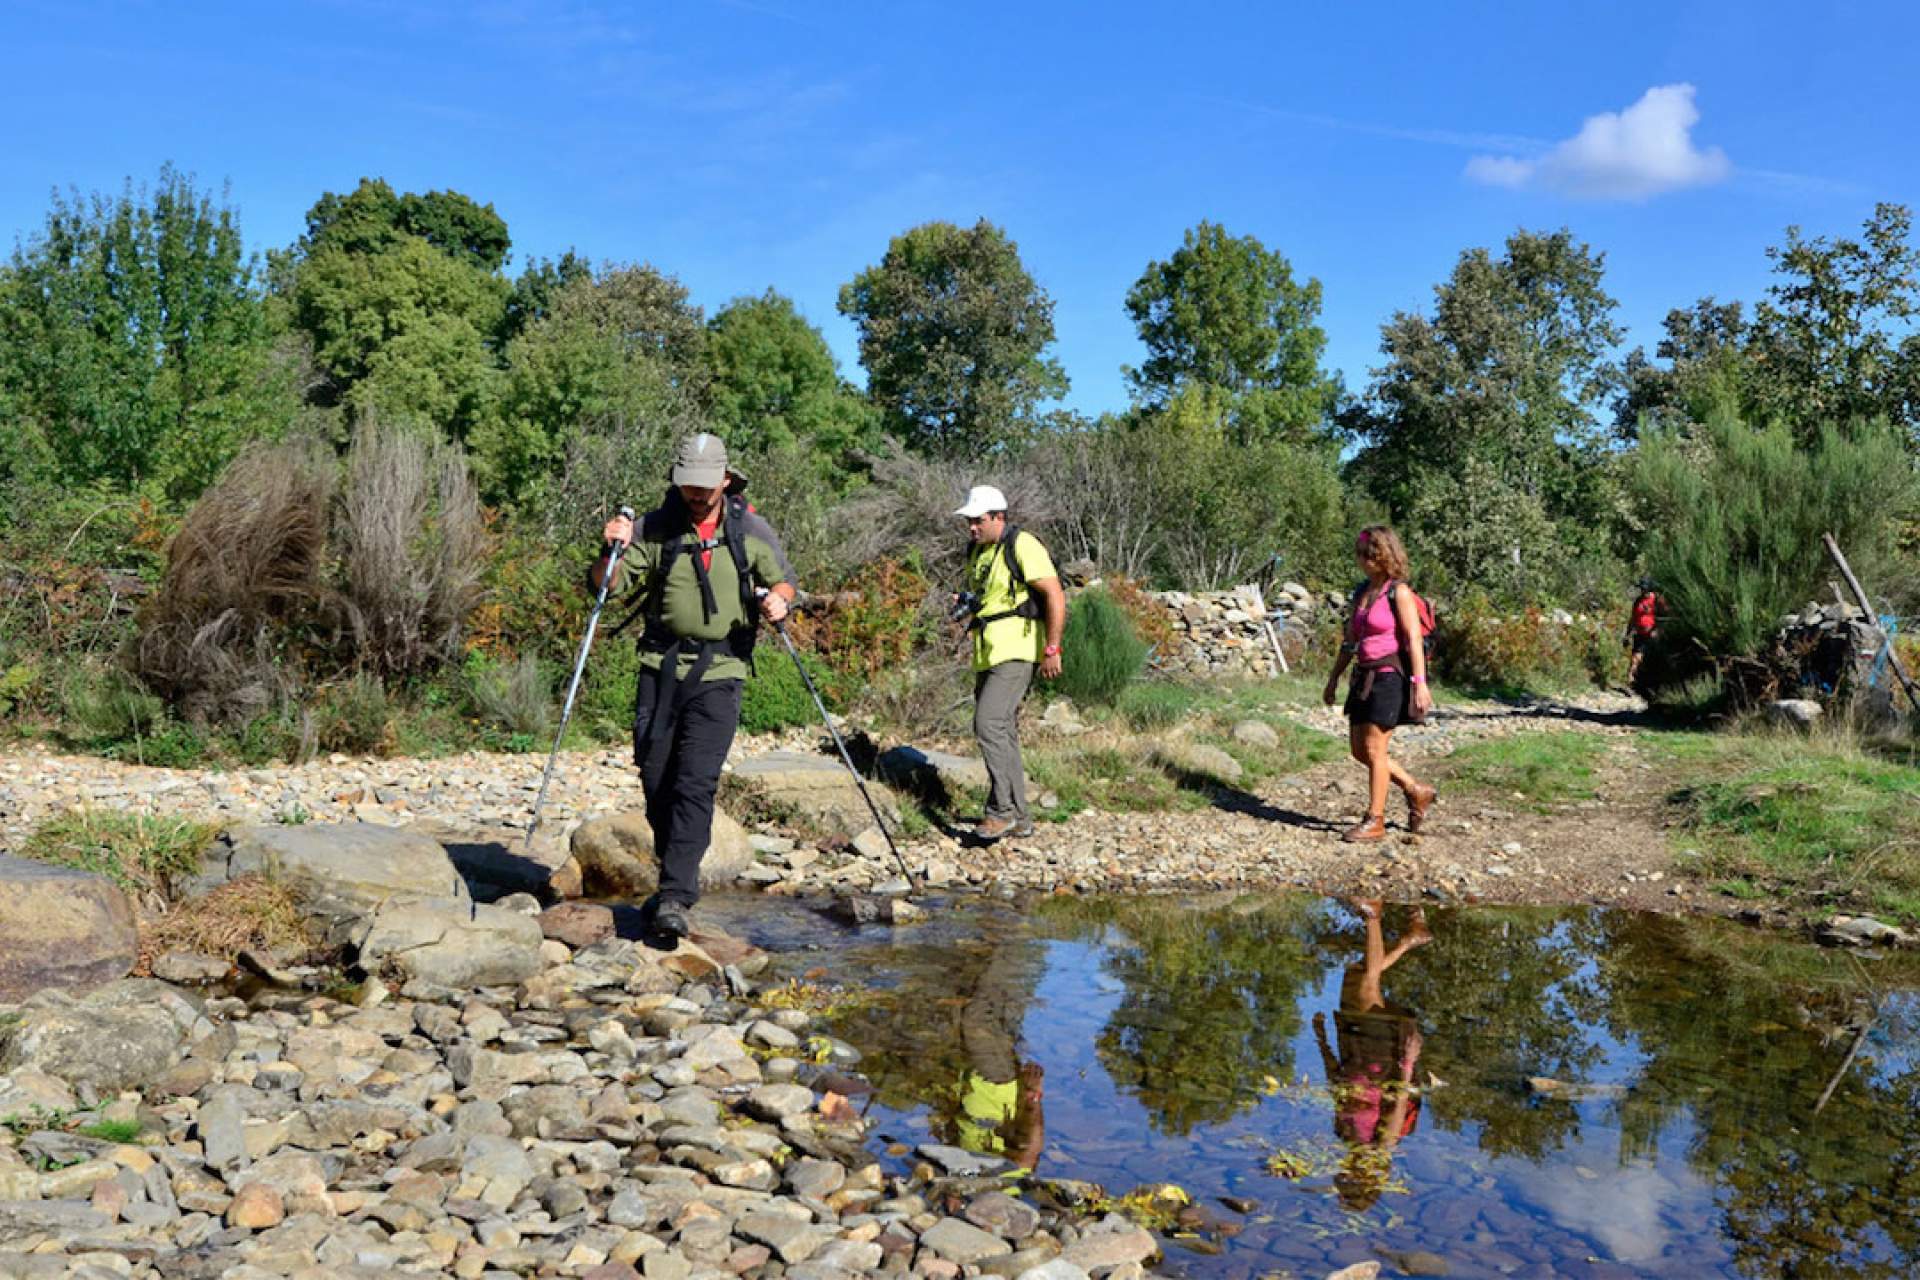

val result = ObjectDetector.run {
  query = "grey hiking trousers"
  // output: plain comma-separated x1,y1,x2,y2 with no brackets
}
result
973,660,1035,823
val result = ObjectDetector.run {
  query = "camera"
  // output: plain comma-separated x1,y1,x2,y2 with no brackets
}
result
949,590,983,623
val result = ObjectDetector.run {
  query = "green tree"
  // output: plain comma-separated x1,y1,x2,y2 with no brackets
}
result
1750,202,1920,442
0,165,293,498
1617,206,1920,449
707,289,876,460
838,219,1067,458
290,235,506,434
282,179,513,437
300,178,511,272
1125,221,1339,444
1615,298,1753,437
502,250,592,344
471,264,709,520
1346,228,1623,599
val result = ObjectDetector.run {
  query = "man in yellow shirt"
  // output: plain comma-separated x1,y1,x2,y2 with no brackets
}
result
953,486,1067,842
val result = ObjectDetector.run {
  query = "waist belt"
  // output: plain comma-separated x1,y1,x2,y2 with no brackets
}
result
1351,654,1403,703
633,634,726,774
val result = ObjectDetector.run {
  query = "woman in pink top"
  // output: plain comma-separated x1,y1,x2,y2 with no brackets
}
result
1322,526,1436,843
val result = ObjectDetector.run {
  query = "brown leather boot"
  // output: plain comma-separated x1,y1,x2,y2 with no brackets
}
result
1342,814,1388,843
1405,783,1438,834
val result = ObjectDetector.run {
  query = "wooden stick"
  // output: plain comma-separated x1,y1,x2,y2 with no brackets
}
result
1822,533,1920,713
1248,585,1289,676
1813,1008,1877,1117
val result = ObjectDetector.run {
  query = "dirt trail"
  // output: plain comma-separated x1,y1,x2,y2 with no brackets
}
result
950,690,1727,919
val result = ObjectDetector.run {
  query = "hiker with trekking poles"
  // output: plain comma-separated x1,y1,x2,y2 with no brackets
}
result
582,433,796,939
952,485,1067,844
1323,526,1437,843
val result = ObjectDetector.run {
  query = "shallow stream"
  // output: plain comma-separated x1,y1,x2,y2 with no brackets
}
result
702,892,1920,1279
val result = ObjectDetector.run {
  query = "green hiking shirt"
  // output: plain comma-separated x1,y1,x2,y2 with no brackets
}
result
618,509,788,683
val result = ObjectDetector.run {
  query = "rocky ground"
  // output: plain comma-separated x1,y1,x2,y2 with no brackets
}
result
0,686,1874,1279
0,688,1744,927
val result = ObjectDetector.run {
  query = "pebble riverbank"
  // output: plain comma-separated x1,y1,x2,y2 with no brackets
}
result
0,917,1165,1280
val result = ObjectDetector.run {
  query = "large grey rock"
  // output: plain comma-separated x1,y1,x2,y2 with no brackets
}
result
1153,741,1244,785
568,808,753,898
1767,699,1824,730
727,752,898,838
353,898,544,988
879,746,990,801
920,1217,1013,1264
198,823,466,927
1231,720,1281,749
0,855,138,1000
0,979,216,1094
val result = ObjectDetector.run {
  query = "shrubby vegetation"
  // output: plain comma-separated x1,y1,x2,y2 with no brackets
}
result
2,167,1917,764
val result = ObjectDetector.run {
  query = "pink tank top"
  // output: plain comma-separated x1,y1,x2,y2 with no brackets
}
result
1351,586,1401,664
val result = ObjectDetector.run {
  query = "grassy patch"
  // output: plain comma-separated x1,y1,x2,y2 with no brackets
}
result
143,874,310,964
1117,681,1202,731
21,811,222,897
1026,742,1195,819
77,1119,143,1144
1655,730,1920,924
1439,731,1611,810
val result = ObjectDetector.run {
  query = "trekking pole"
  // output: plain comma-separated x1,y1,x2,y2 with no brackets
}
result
771,618,921,894
525,506,634,852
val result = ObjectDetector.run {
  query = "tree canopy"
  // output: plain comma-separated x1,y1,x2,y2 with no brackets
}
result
1125,220,1339,444
838,219,1067,458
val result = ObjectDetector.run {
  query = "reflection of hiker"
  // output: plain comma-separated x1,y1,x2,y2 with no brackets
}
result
949,943,1047,1171
1314,898,1430,1212
1626,583,1661,684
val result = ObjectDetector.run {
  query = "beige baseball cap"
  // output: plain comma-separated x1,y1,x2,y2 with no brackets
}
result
672,433,729,488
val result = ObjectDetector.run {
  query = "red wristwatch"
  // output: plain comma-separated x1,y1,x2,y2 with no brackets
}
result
1044,645,1062,657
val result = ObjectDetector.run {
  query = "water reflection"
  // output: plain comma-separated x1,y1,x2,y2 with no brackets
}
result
783,892,1920,1278
1316,899,1429,1213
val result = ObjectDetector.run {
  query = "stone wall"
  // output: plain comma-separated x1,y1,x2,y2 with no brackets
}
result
1149,582,1340,679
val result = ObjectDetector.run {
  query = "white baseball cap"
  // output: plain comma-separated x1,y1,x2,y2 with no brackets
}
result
953,485,1009,519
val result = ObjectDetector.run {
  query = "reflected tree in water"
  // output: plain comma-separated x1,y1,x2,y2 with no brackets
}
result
1037,896,1326,1136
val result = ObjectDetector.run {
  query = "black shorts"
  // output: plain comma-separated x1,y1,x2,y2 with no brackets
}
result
1346,668,1409,730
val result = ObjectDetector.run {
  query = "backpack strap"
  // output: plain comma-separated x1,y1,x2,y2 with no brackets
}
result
969,528,1044,630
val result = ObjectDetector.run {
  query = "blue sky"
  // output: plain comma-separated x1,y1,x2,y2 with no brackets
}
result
4,1,1914,415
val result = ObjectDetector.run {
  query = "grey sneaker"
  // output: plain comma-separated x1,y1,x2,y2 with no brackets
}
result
652,900,692,939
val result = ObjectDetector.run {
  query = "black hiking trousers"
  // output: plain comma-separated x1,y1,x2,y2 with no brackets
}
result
635,677,742,909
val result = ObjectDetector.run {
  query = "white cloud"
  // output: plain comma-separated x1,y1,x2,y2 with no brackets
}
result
1468,84,1731,200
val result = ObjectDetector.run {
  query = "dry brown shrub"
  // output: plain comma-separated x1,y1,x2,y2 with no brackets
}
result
142,874,311,968
336,420,488,678
131,438,334,723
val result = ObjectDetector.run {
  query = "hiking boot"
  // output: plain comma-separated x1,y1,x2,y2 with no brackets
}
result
1405,783,1438,834
652,900,692,940
1010,819,1037,838
975,817,1017,843
1342,814,1388,843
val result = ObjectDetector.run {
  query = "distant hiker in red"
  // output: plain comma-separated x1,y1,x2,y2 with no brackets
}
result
1323,526,1436,843
1627,582,1661,685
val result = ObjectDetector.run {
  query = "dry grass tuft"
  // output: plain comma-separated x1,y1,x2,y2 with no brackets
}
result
143,875,310,966
131,438,334,723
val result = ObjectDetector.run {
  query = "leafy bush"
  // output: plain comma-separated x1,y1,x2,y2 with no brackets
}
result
741,645,837,735
1437,590,1628,694
59,665,168,743
1056,587,1148,706
813,556,935,681
466,653,555,740
1630,414,1915,670
313,673,393,754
